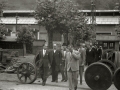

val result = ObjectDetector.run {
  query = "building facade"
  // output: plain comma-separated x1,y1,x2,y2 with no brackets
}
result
0,10,120,51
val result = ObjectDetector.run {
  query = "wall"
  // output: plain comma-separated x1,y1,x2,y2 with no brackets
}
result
96,25,116,35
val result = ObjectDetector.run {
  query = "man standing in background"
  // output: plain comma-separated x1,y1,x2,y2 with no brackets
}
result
79,43,86,85
86,44,95,66
60,43,67,82
51,44,62,83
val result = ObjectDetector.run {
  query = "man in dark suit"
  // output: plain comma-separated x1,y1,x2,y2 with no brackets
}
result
51,44,62,82
39,44,51,86
95,45,102,62
86,45,95,66
60,43,67,82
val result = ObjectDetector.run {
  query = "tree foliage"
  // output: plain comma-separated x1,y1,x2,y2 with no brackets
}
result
0,24,7,40
16,25,35,44
35,0,93,47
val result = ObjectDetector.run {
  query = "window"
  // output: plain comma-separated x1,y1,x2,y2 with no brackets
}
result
109,43,114,48
103,43,107,47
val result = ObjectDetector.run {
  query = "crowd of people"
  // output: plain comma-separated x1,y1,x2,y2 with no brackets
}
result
38,42,103,90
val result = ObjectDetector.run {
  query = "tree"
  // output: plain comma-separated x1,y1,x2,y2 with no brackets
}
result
35,0,93,48
0,24,7,40
16,25,35,56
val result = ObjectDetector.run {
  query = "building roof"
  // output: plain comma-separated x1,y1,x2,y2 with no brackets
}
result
87,16,119,24
79,10,120,12
0,17,38,24
0,16,119,25
3,10,120,13
3,10,35,13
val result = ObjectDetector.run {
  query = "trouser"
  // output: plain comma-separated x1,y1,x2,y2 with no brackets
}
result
79,66,84,84
40,64,49,83
67,69,79,90
65,70,68,81
51,63,58,81
60,60,66,80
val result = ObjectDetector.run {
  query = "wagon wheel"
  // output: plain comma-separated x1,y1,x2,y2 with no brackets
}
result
99,59,116,74
17,62,37,84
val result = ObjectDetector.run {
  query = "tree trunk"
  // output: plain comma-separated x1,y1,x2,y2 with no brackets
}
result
23,43,26,56
48,30,53,49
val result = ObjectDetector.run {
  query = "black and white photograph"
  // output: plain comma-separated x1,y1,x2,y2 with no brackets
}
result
0,0,120,90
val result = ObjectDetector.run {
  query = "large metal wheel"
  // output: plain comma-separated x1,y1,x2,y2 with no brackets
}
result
114,68,120,90
99,59,116,74
17,62,37,84
85,62,113,90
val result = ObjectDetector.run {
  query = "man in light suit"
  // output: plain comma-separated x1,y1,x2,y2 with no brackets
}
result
65,45,80,90
78,43,86,85
39,44,51,86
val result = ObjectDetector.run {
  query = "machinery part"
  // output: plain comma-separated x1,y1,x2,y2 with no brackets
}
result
17,62,37,84
113,68,120,90
99,59,116,74
85,62,113,90
102,49,115,62
114,51,120,68
33,53,39,66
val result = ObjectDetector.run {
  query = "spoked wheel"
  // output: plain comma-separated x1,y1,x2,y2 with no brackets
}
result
17,62,37,84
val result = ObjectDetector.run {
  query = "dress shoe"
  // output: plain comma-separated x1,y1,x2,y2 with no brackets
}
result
74,86,77,90
64,80,67,82
61,79,64,82
55,80,58,83
42,82,45,86
51,80,55,82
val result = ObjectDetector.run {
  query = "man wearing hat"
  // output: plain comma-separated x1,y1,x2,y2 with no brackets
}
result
51,44,62,82
39,43,51,86
60,43,67,82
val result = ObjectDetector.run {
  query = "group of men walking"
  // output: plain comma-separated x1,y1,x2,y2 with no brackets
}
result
38,43,102,90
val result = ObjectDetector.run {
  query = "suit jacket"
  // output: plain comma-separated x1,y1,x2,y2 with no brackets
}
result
39,49,50,67
79,48,86,66
86,48,95,63
95,48,102,62
49,49,62,71
66,50,80,71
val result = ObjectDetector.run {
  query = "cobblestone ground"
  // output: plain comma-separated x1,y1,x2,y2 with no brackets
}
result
0,55,118,90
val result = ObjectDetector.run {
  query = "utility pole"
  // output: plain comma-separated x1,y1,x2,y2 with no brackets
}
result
91,0,96,44
16,13,19,32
